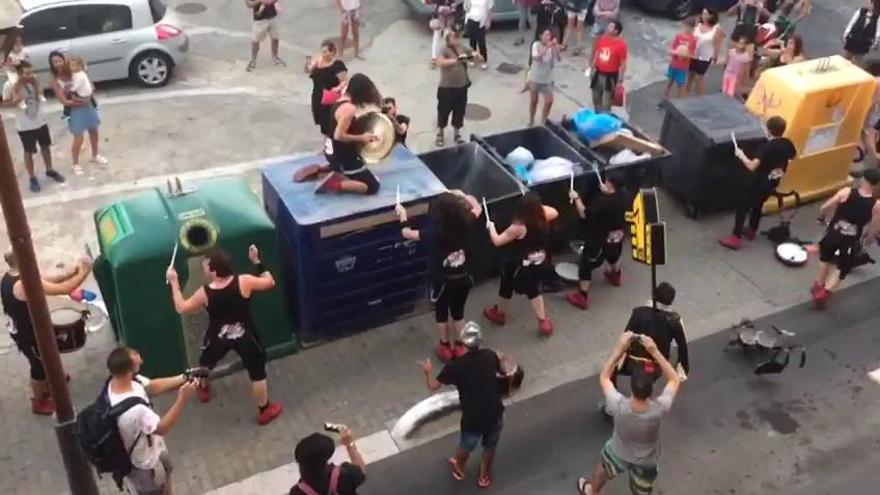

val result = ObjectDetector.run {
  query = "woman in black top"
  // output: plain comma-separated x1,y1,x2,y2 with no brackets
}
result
812,169,880,307
397,191,482,362
483,192,558,335
843,0,880,65
305,40,348,137
166,246,283,426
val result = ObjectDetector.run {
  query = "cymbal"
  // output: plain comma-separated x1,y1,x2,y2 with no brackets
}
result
355,110,396,164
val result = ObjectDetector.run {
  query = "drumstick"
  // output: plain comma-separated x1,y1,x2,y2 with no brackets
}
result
166,241,178,285
396,184,401,208
482,197,490,227
84,243,94,262
731,131,740,152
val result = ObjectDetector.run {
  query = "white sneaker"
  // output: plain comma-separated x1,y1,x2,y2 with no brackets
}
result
90,155,108,165
72,164,84,175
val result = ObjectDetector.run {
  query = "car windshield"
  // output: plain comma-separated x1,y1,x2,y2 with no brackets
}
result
148,0,167,22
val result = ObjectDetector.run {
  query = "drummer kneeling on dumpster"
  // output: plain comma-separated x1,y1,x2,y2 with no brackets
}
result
2,250,92,416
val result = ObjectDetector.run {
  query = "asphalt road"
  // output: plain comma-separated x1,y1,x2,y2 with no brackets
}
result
361,277,880,495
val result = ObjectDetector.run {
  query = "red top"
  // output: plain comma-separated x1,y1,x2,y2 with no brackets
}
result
593,35,628,74
669,33,697,70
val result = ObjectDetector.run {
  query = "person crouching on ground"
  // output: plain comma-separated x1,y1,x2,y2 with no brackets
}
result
315,73,382,195
483,192,558,335
397,191,482,362
719,115,796,250
420,322,505,489
165,246,283,425
577,332,681,495
566,174,628,311
812,168,880,308
290,427,366,495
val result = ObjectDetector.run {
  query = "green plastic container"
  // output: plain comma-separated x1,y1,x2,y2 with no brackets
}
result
93,177,296,377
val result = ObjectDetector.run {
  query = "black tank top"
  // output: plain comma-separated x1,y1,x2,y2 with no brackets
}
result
253,2,277,20
1,273,33,340
326,101,363,171
515,223,548,267
204,277,255,341
830,188,875,238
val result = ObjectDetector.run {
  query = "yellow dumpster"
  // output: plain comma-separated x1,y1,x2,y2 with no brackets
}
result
745,56,875,211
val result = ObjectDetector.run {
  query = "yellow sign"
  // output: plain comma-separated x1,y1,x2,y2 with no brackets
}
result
626,189,663,266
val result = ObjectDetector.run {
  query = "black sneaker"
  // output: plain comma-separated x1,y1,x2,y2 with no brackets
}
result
46,170,66,183
29,178,41,193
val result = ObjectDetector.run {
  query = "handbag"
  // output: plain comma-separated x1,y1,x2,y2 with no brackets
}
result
296,465,340,495
321,89,341,106
612,83,625,107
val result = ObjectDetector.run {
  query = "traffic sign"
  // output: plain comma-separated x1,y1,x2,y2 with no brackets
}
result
625,188,666,266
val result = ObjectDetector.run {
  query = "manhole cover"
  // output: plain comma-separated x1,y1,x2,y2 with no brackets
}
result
465,103,491,121
496,62,522,75
175,2,207,14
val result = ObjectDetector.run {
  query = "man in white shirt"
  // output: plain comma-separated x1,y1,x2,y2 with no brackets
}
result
337,0,363,59
106,347,197,495
1,61,64,193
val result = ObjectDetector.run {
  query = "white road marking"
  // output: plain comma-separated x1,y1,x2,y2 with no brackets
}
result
869,367,880,386
184,25,311,56
22,153,310,209
203,430,398,495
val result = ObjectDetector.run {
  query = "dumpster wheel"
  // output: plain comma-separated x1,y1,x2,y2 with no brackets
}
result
179,218,219,255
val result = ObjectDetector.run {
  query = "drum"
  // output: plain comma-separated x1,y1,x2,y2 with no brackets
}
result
554,262,580,283
775,242,808,267
50,307,88,353
354,106,396,164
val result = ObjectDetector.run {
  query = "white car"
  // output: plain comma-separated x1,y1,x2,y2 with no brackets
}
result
18,0,189,87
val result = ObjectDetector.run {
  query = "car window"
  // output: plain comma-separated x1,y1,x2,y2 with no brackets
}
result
21,7,76,45
149,0,168,22
71,5,133,37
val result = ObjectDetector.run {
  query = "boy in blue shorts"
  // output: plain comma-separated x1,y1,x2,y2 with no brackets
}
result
664,17,696,100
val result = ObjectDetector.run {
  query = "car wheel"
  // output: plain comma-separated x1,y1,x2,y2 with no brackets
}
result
130,51,173,88
669,0,694,20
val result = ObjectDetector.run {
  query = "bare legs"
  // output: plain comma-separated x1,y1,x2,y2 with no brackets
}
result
529,296,546,320
251,378,269,408
528,91,554,127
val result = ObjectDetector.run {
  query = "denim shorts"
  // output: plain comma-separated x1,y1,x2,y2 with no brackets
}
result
459,416,504,452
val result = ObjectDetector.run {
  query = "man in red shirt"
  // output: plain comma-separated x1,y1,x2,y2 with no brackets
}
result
664,17,697,99
589,19,627,113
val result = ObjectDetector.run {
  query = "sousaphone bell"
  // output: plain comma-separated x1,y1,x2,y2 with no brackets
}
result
354,104,396,164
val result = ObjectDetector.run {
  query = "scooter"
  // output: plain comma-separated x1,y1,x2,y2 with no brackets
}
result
726,319,806,375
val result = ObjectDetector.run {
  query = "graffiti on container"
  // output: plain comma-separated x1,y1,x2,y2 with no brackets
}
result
335,255,357,273
178,208,206,221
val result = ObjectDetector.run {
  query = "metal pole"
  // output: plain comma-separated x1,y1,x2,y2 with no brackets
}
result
0,118,99,493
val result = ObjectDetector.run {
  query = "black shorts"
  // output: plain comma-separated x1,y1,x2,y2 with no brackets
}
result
499,261,544,300
819,233,859,279
432,275,474,323
579,240,623,281
199,333,267,381
18,125,51,154
688,58,711,76
12,333,45,381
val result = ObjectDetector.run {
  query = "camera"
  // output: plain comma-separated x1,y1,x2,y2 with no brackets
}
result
324,422,344,433
381,105,392,115
183,366,210,383
458,52,475,61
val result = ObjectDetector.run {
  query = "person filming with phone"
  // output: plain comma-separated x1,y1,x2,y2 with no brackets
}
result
577,332,681,495
290,426,366,495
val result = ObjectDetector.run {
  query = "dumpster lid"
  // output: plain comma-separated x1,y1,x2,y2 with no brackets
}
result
263,146,447,226
660,94,766,146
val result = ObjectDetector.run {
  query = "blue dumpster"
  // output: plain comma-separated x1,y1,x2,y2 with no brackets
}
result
262,146,447,343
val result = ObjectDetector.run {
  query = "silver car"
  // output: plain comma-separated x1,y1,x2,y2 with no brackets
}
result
18,0,189,87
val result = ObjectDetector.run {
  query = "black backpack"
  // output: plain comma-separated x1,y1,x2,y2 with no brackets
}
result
76,378,150,489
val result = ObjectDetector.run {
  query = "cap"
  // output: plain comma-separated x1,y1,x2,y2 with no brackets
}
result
863,168,880,186
461,321,483,348
294,433,335,466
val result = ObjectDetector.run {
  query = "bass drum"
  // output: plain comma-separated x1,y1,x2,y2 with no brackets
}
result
775,242,808,267
50,307,89,353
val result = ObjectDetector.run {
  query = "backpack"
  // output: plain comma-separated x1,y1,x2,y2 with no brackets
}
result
76,378,150,489
295,465,341,495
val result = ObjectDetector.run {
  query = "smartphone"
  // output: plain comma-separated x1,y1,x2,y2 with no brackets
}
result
324,422,343,433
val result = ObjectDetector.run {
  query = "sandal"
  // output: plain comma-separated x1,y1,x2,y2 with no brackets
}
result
477,474,491,488
448,457,465,481
576,477,592,494
454,132,465,145
436,132,445,147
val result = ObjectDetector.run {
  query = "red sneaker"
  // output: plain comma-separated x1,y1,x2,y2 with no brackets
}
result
436,342,454,363
604,269,622,287
483,305,506,326
813,287,831,309
452,342,467,359
314,172,344,194
718,235,742,250
566,291,589,310
538,317,554,336
810,282,823,298
197,383,211,403
31,397,56,416
257,402,283,425
744,228,757,241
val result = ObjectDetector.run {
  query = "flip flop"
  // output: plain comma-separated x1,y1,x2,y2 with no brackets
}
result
448,457,465,481
576,477,592,494
477,474,491,489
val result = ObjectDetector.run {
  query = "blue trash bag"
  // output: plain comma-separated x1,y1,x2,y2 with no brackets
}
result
576,113,621,142
572,108,595,133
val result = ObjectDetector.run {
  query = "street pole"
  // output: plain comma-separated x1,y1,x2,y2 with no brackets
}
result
0,119,99,492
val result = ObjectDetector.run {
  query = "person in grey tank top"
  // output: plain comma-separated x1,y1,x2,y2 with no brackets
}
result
528,29,560,126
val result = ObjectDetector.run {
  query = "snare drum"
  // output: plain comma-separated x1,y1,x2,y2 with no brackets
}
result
50,307,88,353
